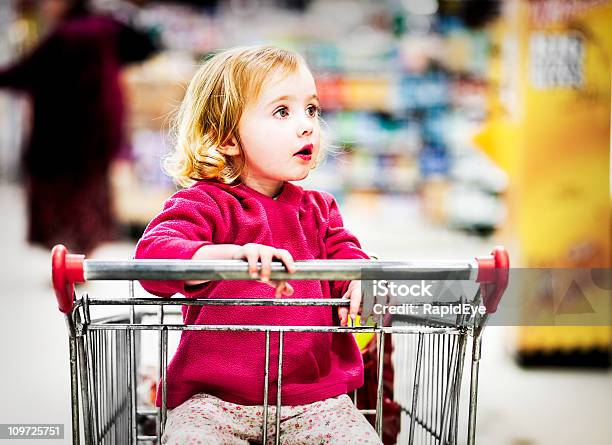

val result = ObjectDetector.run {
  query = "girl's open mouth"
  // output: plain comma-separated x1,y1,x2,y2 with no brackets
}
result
294,144,313,160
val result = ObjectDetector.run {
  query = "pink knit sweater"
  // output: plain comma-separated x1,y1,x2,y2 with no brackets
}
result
135,180,369,408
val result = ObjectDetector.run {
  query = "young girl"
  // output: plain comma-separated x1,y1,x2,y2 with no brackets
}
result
135,45,382,445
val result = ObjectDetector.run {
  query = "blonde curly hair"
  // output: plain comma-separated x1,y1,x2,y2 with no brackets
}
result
164,45,328,188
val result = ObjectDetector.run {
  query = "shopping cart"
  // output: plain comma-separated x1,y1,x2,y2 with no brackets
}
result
51,244,509,445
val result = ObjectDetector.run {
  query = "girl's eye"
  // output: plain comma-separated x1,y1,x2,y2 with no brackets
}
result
273,106,289,118
307,105,320,117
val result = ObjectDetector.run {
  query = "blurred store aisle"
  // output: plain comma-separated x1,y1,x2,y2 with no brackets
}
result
0,183,610,444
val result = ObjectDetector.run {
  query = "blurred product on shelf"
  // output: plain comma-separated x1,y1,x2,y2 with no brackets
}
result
123,52,197,129
445,147,507,234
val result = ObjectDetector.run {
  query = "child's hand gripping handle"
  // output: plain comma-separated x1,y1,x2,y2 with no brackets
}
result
52,244,85,314
475,246,510,313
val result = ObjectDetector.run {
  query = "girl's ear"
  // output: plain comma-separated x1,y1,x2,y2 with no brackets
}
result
218,136,241,157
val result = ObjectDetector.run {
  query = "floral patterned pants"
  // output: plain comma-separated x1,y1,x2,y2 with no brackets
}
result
161,392,383,445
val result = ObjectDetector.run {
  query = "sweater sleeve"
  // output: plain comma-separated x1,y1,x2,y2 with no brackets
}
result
324,195,370,298
134,188,219,298
0,33,59,90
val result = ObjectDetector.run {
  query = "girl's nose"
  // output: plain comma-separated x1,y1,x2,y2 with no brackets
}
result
297,113,314,137
297,120,313,137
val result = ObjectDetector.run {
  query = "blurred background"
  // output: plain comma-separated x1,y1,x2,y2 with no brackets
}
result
0,0,610,444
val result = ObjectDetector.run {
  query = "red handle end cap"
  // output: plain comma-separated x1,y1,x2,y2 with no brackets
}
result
51,245,85,314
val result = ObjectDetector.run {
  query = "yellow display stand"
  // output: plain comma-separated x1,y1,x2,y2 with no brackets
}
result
475,0,611,363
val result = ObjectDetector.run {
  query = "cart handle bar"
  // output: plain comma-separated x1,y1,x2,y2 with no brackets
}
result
51,244,509,315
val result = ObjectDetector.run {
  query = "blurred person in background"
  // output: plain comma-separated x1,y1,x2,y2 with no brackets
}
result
0,0,157,255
